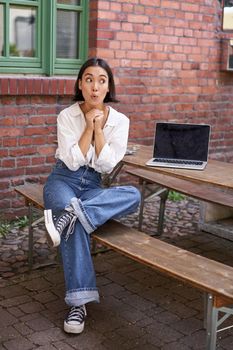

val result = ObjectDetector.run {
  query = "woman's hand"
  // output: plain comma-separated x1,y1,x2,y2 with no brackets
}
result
78,108,105,157
85,109,104,131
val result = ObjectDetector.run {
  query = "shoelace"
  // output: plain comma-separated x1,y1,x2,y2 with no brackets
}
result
54,211,77,238
66,306,86,324
64,213,78,240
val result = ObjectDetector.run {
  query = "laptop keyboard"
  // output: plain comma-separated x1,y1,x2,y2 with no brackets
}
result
153,158,203,166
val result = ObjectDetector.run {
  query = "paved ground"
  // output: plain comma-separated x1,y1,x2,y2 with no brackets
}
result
1,197,233,349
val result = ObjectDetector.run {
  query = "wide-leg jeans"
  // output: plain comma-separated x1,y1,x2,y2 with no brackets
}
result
43,160,141,307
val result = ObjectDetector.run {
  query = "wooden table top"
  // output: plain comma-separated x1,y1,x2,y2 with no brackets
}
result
124,144,233,190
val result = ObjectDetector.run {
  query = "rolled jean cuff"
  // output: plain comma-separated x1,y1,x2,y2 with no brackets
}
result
71,197,96,234
65,289,100,306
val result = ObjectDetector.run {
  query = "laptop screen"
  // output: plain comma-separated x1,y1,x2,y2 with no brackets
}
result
153,123,210,161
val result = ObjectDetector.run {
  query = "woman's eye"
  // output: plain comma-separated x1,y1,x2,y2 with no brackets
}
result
100,79,106,84
86,77,92,83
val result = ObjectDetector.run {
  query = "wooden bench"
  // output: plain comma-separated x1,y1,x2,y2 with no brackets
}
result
94,220,233,350
126,167,233,235
15,182,233,349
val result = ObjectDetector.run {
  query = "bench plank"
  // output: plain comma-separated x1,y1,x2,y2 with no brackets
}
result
15,184,44,209
93,220,233,303
126,167,233,209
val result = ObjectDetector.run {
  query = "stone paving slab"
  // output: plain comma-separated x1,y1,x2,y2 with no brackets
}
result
1,198,233,349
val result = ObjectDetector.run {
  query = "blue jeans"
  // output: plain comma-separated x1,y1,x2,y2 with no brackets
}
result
43,159,141,307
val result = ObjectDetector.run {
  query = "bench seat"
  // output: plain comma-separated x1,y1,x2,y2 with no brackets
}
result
94,220,233,302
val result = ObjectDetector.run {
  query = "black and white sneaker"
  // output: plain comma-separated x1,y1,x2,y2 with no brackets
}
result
44,208,77,247
64,305,87,334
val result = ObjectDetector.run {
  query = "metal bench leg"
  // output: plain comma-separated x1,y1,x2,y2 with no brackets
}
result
156,189,169,236
28,203,34,269
206,293,218,350
138,180,146,231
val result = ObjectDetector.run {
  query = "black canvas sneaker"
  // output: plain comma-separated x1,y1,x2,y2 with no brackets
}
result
44,208,77,247
64,305,87,334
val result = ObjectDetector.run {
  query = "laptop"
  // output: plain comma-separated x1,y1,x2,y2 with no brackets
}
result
146,122,211,170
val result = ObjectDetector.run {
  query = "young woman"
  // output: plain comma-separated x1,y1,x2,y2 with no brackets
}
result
43,58,140,334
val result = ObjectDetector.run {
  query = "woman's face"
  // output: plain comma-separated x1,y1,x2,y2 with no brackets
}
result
78,65,109,109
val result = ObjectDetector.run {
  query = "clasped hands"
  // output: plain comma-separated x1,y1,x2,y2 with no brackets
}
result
85,108,105,132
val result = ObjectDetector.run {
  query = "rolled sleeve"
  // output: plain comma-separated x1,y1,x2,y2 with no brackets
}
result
94,143,114,173
70,144,89,167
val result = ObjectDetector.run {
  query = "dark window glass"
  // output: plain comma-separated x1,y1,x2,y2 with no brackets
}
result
57,1,81,5
56,10,79,59
0,5,4,56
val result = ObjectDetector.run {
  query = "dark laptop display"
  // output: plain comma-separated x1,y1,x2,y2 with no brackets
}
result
146,123,211,170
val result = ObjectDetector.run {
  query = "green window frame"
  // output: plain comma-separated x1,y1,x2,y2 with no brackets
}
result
0,0,89,75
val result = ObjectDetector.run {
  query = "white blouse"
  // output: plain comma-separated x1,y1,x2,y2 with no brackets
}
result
55,102,129,174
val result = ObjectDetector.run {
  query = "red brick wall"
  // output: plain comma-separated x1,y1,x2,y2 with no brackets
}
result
90,0,233,159
0,78,75,217
1,0,233,217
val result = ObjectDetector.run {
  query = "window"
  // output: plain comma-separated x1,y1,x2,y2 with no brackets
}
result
0,0,89,75
222,0,233,31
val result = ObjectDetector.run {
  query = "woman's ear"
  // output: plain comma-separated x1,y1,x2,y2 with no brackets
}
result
78,79,82,90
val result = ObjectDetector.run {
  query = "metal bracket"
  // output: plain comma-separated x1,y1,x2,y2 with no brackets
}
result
206,293,233,349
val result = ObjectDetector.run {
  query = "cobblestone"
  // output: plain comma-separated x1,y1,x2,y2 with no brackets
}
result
0,197,233,349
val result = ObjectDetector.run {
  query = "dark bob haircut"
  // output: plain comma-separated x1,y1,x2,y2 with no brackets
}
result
73,57,119,103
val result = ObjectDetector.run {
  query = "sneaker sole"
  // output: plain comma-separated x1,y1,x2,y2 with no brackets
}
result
64,320,85,334
44,209,61,247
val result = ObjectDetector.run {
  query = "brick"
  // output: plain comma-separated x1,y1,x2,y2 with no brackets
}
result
0,78,9,95
26,78,35,95
14,322,33,336
18,301,44,314
1,96,16,105
0,308,17,327
98,10,116,20
16,97,30,108
96,40,110,49
25,165,52,175
3,335,34,350
24,127,50,136
9,147,37,157
16,116,29,126
25,316,54,331
16,158,31,167
42,79,50,95
127,14,148,23
29,116,46,125
2,159,16,168
65,79,75,95
57,79,65,95
9,78,18,95
1,322,23,342
34,78,42,95
0,116,15,126
181,3,200,13
50,79,58,95
27,327,64,346
17,78,26,95
0,128,22,137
